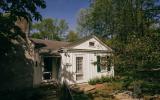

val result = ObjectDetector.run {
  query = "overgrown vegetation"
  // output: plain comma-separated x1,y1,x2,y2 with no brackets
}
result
0,0,160,99
59,82,73,100
0,0,46,39
0,84,58,100
73,77,123,100
78,0,160,96
0,0,46,93
88,75,160,99
88,76,115,85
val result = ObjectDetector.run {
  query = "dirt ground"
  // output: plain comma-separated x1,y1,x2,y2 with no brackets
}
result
71,83,143,100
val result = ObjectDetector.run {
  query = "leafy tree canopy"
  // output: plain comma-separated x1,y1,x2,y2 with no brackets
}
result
66,30,79,42
0,0,46,38
78,0,160,39
31,18,69,41
77,0,160,94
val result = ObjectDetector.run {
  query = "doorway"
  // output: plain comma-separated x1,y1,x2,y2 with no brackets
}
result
42,56,61,81
43,57,52,80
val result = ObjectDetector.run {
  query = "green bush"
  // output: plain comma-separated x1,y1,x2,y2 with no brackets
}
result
88,78,99,85
141,81,160,95
101,76,113,82
88,76,115,85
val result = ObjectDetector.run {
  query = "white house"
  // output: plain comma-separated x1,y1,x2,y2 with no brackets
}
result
31,35,114,85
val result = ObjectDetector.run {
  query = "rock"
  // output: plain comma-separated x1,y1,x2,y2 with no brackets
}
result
83,85,95,92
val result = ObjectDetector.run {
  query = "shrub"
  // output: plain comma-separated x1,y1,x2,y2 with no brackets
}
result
88,76,115,85
101,76,114,82
59,82,73,100
72,92,91,100
88,78,100,85
0,87,45,100
141,81,160,95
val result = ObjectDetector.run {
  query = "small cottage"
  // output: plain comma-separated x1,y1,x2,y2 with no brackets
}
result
31,35,114,85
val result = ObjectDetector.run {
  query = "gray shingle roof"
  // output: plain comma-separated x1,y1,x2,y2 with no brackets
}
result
31,38,70,50
31,35,112,52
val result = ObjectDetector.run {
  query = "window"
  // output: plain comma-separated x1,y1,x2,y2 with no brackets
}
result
76,57,83,80
89,42,95,46
100,57,108,71
97,56,111,72
76,57,83,73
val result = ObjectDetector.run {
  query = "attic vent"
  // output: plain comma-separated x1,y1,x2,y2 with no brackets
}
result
89,42,95,46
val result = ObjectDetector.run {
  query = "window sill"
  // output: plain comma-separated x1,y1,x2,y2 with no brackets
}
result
98,70,108,73
89,46,95,48
76,73,83,75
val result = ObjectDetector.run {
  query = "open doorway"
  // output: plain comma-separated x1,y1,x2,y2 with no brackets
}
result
42,56,61,81
43,57,52,80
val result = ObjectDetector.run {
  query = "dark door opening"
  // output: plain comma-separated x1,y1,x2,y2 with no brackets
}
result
43,57,53,80
42,56,61,81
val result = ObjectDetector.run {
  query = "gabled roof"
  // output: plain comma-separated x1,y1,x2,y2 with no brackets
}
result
66,35,113,52
66,35,95,48
31,35,112,52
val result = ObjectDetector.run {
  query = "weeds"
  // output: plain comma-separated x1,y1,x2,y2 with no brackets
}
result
88,76,115,85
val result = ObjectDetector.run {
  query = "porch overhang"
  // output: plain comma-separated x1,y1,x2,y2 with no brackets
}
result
39,49,61,57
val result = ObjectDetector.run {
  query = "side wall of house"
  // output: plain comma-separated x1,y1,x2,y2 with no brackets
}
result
33,50,43,86
0,38,34,91
60,52,114,84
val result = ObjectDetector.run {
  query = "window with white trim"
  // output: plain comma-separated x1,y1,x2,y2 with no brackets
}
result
97,56,111,72
76,57,83,80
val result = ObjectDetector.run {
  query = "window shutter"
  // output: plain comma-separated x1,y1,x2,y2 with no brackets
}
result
97,56,101,72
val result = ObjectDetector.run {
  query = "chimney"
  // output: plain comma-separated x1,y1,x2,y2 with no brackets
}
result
15,17,30,36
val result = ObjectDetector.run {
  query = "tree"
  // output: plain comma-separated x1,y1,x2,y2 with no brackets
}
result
78,0,160,39
78,0,160,70
0,0,46,38
58,19,69,38
31,18,68,40
67,30,79,42
77,8,93,36
78,0,160,94
77,0,116,37
0,0,46,91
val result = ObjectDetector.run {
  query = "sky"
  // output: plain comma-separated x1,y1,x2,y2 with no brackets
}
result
38,0,90,31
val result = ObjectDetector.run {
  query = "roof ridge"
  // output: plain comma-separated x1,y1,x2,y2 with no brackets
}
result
66,35,113,52
66,35,94,47
31,38,70,43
